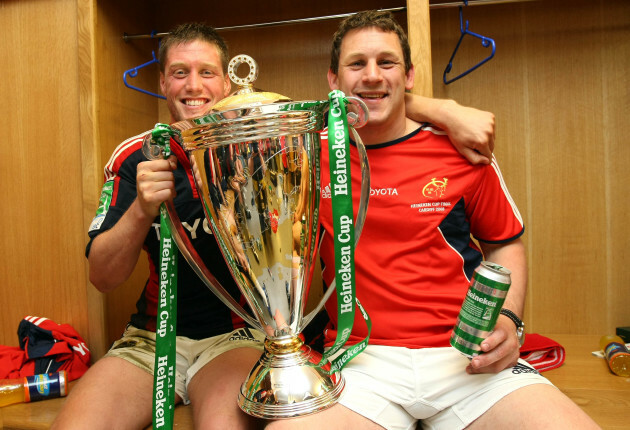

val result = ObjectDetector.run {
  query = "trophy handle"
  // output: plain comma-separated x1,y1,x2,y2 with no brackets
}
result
345,96,369,130
142,134,261,330
299,99,371,333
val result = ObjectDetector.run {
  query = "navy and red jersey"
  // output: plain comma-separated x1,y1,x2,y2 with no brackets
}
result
0,316,90,381
318,125,524,349
87,132,246,340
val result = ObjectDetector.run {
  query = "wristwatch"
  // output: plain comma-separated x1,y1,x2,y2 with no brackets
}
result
500,308,525,347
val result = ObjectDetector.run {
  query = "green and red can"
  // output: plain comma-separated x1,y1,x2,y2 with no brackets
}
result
450,261,512,357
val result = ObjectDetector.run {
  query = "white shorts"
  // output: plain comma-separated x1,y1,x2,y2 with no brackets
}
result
336,345,553,430
106,325,265,404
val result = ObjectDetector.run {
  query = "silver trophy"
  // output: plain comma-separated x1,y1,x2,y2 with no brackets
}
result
143,55,370,419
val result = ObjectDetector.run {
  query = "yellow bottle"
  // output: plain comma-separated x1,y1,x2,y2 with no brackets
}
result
0,371,67,407
0,379,25,407
600,335,630,377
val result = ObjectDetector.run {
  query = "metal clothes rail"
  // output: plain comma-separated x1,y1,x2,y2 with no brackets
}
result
122,0,539,42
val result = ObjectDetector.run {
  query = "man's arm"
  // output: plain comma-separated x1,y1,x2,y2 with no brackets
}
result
467,238,527,374
88,157,177,292
405,93,495,165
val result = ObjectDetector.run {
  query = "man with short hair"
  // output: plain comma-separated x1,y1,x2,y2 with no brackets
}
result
266,10,600,430
53,21,500,429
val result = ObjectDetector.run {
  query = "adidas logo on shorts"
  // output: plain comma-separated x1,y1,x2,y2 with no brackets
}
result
229,327,260,342
511,362,539,375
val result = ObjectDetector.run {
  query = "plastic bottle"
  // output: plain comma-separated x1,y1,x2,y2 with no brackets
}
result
0,370,67,407
600,335,630,377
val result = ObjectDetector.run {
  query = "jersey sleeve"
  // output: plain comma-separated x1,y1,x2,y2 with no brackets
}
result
85,134,148,256
467,156,524,244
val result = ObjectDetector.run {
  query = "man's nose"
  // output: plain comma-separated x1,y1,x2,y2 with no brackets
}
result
186,72,203,92
363,61,383,83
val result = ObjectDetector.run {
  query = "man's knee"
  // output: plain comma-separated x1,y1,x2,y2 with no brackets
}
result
52,357,154,430
470,384,600,429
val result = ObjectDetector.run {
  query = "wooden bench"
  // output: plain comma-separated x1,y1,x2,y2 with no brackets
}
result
1,334,628,429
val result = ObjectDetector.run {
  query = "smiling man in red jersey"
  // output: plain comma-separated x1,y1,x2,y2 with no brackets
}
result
267,10,600,430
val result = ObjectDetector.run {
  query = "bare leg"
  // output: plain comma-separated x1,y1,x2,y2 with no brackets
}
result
469,384,601,429
188,346,264,429
265,402,384,430
52,356,168,429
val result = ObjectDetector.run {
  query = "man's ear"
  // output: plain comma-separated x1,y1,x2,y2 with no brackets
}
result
327,69,339,90
160,73,166,96
405,64,415,91
224,74,232,97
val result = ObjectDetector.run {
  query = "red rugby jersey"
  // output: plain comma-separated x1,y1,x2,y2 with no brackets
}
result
318,125,523,349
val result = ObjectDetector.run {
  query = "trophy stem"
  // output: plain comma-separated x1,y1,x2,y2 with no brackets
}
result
238,336,345,419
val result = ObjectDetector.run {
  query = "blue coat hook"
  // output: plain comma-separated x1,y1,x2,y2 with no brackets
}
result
122,32,165,99
443,1,496,85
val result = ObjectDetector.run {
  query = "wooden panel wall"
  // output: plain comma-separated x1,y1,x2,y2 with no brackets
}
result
430,0,630,335
93,0,157,356
0,0,91,348
77,0,107,360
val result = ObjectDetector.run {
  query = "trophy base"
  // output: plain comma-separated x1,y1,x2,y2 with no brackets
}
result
238,336,345,419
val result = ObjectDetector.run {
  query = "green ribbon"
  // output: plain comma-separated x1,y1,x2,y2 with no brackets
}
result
150,125,178,429
322,90,371,372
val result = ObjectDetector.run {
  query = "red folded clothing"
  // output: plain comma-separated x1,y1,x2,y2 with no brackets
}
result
0,316,91,381
520,333,565,372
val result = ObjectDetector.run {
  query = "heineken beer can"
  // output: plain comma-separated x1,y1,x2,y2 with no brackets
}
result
450,261,512,357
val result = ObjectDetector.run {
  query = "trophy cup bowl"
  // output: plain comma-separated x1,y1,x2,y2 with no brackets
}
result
143,55,370,419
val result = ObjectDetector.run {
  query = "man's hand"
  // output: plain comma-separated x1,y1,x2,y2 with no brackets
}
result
88,155,178,292
438,99,495,165
136,156,178,219
404,94,495,165
466,315,520,374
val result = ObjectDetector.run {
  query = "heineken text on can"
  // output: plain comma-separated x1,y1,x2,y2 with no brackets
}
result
450,261,512,357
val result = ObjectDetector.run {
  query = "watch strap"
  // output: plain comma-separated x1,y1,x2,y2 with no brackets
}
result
500,308,523,328
500,308,525,346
